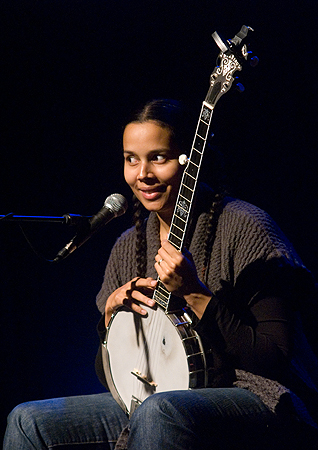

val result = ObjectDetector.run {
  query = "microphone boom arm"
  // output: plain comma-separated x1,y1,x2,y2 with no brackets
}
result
0,213,91,226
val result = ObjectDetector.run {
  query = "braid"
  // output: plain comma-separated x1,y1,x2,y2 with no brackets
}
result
132,195,147,278
201,191,225,284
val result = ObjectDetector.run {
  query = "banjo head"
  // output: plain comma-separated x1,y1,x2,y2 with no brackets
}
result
104,306,204,414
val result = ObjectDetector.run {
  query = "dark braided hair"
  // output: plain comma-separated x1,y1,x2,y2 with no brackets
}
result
201,192,225,284
132,195,148,277
127,99,226,281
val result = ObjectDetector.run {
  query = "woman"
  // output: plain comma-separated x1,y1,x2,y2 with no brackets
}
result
4,99,318,449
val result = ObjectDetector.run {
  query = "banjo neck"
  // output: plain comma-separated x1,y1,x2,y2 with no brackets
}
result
152,25,254,312
152,101,214,311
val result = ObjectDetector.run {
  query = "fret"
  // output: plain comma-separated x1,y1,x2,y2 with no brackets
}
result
175,207,188,222
193,135,204,152
186,161,199,178
169,239,181,251
182,173,196,191
153,291,168,307
197,120,208,139
153,281,170,308
170,223,184,240
169,233,182,249
172,214,186,229
157,281,170,298
170,220,184,235
189,148,202,166
153,294,167,308
184,170,196,181
179,184,193,202
169,233,182,248
179,191,192,203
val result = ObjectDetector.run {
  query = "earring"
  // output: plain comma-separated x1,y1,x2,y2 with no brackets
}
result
178,154,189,166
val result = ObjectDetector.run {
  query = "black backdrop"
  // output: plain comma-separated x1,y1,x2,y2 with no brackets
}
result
1,0,318,440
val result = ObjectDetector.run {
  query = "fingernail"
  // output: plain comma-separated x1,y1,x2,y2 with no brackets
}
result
147,299,155,306
150,280,157,286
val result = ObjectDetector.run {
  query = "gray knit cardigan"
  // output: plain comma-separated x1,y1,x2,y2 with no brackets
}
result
96,193,318,428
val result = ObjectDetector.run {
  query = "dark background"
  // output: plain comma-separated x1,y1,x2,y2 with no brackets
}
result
1,0,318,440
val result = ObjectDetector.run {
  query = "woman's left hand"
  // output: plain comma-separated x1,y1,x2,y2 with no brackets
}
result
154,240,196,295
154,240,212,318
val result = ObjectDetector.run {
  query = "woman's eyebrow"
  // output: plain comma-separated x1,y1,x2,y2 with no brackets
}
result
123,149,170,155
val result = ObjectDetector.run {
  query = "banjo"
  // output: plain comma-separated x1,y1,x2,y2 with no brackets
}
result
103,25,255,416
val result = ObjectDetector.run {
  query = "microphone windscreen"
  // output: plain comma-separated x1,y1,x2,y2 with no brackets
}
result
104,193,128,217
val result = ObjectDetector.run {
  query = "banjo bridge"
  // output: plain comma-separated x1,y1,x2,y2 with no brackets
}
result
131,369,158,388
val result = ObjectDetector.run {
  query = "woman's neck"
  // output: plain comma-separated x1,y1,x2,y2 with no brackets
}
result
157,213,171,242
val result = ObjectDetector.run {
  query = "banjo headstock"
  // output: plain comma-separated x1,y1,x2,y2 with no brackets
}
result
206,25,257,108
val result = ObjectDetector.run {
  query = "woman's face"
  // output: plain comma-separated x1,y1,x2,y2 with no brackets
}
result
123,121,183,223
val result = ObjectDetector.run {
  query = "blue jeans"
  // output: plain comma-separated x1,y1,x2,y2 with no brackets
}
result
3,388,292,449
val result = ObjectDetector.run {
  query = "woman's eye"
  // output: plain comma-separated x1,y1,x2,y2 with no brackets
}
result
153,154,166,163
125,155,138,164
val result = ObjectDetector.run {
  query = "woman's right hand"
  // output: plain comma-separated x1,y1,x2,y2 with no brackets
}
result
105,277,157,327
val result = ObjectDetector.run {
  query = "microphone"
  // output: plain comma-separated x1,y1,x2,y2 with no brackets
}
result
53,193,128,262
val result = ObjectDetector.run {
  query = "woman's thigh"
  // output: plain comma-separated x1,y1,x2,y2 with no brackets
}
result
128,388,278,450
3,392,128,450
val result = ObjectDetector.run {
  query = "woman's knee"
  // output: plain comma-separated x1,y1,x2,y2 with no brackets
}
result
8,400,55,439
7,401,38,430
128,392,199,450
131,391,185,423
129,390,207,436
4,401,48,450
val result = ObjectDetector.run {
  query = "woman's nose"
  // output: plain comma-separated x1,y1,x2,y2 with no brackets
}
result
137,162,152,180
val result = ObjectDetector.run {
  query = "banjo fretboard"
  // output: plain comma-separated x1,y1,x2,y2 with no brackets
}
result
152,102,213,310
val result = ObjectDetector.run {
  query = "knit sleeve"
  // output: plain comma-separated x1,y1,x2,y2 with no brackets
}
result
223,200,308,286
206,199,314,307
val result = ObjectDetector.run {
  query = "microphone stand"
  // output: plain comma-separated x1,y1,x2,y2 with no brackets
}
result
0,213,92,225
0,213,93,262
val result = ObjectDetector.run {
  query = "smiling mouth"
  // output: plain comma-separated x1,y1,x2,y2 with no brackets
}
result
139,185,166,193
139,186,166,200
